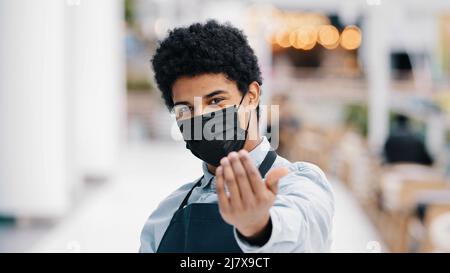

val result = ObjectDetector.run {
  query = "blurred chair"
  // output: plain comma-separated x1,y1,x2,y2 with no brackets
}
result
378,165,449,252
424,204,450,252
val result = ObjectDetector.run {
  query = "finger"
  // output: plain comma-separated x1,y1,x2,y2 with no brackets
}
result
265,167,289,195
228,152,255,206
220,157,243,209
215,166,230,213
238,149,264,195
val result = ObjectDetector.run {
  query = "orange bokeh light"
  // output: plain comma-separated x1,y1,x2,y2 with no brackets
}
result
340,25,362,50
318,25,340,48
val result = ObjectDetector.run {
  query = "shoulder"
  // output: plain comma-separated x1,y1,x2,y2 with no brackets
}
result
150,178,201,217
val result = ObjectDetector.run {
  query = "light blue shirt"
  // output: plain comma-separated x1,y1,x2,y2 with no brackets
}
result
139,137,334,252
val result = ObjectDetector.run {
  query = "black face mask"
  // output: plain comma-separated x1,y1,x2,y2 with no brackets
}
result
177,95,251,166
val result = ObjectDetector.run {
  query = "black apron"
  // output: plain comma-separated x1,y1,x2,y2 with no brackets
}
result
156,150,277,253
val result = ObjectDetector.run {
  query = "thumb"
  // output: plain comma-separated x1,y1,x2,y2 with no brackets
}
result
265,167,289,194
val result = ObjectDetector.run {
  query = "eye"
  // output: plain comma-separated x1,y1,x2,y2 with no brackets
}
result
172,104,193,120
210,97,224,105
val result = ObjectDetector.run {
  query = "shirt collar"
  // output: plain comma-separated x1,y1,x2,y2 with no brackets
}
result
199,136,272,189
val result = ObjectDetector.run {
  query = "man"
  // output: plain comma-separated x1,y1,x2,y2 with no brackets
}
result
139,20,334,253
383,114,434,166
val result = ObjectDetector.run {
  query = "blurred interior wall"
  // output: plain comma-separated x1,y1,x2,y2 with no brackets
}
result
364,4,390,152
0,0,69,217
0,0,125,218
67,0,125,180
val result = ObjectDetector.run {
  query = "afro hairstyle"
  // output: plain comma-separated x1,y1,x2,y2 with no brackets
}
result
151,20,263,115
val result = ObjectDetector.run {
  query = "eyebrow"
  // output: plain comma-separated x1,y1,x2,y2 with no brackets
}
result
173,90,229,107
204,89,228,99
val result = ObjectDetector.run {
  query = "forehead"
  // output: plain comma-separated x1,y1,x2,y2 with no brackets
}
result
172,73,239,102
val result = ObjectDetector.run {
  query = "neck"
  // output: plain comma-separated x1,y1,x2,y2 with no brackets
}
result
207,135,263,174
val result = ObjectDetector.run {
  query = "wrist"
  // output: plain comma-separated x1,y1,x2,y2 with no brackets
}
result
236,214,272,247
237,213,271,238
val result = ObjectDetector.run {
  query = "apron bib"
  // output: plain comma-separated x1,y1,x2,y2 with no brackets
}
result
157,150,277,253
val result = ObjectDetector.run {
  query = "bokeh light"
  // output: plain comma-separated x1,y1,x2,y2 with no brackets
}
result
340,25,362,50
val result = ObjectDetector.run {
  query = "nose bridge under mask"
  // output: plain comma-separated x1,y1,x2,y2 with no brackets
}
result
204,107,244,141
176,92,251,166
177,105,238,140
177,92,249,140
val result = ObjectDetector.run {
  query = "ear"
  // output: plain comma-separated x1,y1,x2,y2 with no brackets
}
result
246,81,261,110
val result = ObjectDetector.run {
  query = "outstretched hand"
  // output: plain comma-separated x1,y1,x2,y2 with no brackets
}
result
215,150,289,239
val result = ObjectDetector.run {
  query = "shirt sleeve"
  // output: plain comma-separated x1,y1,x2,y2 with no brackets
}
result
139,218,156,253
233,162,335,253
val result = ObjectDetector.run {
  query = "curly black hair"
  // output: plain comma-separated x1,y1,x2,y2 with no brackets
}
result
151,20,262,112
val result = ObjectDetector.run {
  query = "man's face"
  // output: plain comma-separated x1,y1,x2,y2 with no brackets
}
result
171,73,259,123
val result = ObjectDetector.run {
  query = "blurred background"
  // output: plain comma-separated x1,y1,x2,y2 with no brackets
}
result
1,0,450,253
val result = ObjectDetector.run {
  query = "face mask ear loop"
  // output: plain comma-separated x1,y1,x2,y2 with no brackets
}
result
236,91,252,142
236,92,252,131
245,110,252,132
236,91,246,111
237,105,252,148
243,99,252,144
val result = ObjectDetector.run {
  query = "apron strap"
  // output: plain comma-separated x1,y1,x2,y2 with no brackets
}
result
258,150,277,178
178,150,278,210
178,176,206,210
